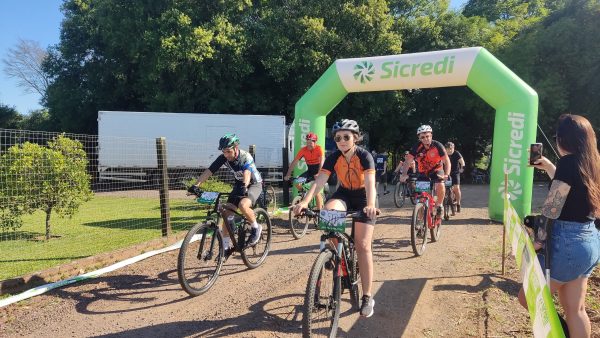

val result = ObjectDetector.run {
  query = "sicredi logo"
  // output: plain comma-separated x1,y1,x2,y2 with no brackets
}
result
353,61,375,83
353,56,456,84
498,179,522,201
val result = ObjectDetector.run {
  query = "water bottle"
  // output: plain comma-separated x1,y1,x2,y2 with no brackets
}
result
227,215,238,234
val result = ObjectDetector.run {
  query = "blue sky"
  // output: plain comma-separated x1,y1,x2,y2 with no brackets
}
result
0,0,467,115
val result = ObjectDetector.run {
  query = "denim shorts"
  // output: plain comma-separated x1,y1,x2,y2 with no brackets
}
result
538,219,600,283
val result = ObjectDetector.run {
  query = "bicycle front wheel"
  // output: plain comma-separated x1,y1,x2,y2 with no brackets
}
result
303,250,341,338
241,208,272,269
410,202,428,256
289,195,309,239
177,222,224,296
266,184,277,214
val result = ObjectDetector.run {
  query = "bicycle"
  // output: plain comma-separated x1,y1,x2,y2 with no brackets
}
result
256,181,277,214
410,178,443,256
288,177,325,239
442,178,456,221
177,189,273,296
393,173,416,208
300,208,377,337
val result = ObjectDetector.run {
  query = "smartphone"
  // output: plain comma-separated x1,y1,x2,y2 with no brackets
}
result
529,143,543,165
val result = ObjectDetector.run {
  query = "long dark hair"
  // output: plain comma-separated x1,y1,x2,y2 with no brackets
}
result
556,114,600,217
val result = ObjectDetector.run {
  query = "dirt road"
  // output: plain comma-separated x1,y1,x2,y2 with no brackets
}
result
0,184,585,337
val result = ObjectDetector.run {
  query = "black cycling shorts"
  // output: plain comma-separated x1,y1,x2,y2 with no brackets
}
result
299,164,320,182
328,187,375,225
449,172,460,186
227,182,262,207
419,169,445,183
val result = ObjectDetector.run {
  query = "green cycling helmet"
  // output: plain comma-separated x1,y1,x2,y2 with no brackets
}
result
218,133,240,150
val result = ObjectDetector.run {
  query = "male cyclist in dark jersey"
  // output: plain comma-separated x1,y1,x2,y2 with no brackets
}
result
399,125,451,219
293,119,378,318
188,133,263,257
284,132,324,209
445,141,465,214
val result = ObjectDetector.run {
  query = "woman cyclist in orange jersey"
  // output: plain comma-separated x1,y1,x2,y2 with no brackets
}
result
293,119,378,318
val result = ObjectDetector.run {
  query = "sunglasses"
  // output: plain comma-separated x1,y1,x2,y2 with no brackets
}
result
334,135,352,142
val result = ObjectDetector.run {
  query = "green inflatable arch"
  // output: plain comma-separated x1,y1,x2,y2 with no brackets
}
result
292,47,537,221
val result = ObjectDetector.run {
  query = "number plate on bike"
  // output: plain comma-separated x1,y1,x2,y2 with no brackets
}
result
414,180,431,193
444,178,452,187
317,209,347,233
294,177,307,184
197,191,219,204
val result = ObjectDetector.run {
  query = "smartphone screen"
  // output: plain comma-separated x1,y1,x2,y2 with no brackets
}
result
529,143,543,165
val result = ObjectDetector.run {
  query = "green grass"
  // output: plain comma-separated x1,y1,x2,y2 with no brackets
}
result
0,195,208,280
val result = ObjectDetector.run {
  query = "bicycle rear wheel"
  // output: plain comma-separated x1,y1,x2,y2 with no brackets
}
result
290,195,309,239
411,202,428,256
303,250,341,338
393,182,406,208
177,222,224,296
240,208,272,269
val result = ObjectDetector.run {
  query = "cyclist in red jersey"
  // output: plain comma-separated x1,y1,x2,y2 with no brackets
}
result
293,119,378,318
399,125,451,219
284,132,324,209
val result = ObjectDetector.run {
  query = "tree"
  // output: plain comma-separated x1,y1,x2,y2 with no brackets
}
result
0,103,23,129
2,38,50,97
0,135,92,239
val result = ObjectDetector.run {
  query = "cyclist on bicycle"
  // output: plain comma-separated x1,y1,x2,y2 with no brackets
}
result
188,133,263,256
284,132,324,209
445,142,465,214
399,125,451,219
372,150,390,196
293,119,378,318
394,150,416,176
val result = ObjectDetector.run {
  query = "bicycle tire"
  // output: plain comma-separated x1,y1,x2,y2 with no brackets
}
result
411,202,428,256
240,207,272,269
302,250,341,338
348,245,361,311
393,182,406,208
266,185,277,214
289,195,309,239
443,189,451,221
177,222,224,296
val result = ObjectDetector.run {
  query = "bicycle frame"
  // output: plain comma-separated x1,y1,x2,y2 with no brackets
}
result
195,192,250,254
413,182,440,229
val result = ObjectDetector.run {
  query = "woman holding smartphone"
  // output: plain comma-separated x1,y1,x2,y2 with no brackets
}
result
518,114,600,337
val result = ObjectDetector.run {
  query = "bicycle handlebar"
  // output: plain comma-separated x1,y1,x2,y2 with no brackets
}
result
300,208,380,218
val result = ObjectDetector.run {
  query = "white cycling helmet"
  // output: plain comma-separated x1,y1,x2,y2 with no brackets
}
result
416,124,433,135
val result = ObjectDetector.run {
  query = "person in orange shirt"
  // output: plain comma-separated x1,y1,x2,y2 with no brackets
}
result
284,132,324,209
293,119,378,318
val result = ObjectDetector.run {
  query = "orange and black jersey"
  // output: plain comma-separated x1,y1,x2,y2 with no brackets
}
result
410,140,446,175
320,146,375,190
294,145,324,165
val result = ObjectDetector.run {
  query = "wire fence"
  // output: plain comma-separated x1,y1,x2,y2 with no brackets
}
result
0,128,284,282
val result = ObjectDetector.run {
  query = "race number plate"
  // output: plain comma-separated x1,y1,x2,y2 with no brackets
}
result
414,180,431,193
198,191,219,204
444,177,452,187
317,209,347,233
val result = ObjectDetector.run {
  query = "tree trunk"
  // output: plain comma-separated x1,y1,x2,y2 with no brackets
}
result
45,207,52,240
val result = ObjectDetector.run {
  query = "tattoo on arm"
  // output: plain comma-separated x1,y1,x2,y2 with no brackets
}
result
541,180,571,219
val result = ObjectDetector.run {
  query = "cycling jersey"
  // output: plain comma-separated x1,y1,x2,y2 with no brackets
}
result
320,146,375,190
208,149,262,184
449,151,463,174
410,140,446,176
294,145,324,165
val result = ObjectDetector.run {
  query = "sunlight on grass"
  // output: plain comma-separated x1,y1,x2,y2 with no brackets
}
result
0,194,208,280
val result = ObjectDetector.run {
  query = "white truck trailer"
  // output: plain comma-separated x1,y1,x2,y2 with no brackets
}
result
97,111,286,184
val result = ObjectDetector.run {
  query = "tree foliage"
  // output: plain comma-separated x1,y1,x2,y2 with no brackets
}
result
0,135,92,239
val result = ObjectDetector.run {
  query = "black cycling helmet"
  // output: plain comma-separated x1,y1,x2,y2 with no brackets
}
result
218,133,240,150
332,119,360,134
